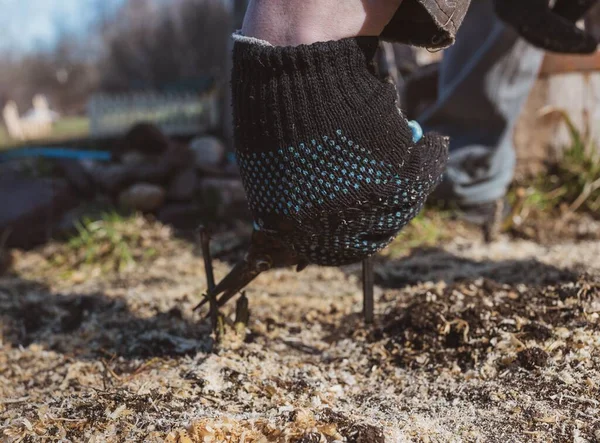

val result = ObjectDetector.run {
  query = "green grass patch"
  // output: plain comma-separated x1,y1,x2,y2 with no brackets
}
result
509,112,600,224
0,117,90,148
68,212,139,273
46,212,173,277
50,117,90,141
384,210,455,258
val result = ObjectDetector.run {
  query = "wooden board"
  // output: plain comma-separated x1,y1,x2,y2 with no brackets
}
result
540,51,600,76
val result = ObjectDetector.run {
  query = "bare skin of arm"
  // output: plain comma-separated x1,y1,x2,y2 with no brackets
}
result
242,0,403,45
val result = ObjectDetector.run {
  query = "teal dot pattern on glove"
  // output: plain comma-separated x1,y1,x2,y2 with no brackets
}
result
233,35,449,266
239,129,441,265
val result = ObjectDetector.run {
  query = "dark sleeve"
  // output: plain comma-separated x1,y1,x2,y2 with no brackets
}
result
381,0,472,49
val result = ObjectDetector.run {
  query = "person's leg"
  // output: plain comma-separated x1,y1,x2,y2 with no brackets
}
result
419,0,544,207
241,0,403,45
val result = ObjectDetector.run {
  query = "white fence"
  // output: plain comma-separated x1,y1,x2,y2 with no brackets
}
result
87,90,220,138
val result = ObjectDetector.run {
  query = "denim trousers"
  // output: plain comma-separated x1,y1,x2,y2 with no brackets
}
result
418,0,544,205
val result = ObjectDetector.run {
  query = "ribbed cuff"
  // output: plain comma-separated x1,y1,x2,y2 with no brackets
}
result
231,35,398,151
232,32,380,73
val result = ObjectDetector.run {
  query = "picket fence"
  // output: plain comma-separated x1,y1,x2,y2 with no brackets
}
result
87,89,220,138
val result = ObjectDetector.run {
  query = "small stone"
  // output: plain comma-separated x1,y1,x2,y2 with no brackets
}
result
54,159,95,198
190,136,226,168
0,177,79,248
88,163,131,194
118,183,166,212
89,157,176,194
162,143,195,173
167,168,197,201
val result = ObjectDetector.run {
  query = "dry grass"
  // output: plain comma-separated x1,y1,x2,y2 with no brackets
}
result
507,114,600,242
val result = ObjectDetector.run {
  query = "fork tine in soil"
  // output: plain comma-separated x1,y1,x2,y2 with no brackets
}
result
196,226,219,330
363,256,374,324
235,291,250,326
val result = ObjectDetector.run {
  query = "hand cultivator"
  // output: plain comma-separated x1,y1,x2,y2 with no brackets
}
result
194,226,376,330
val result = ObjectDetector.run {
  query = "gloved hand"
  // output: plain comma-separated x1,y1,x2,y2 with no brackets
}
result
232,34,449,267
494,0,599,53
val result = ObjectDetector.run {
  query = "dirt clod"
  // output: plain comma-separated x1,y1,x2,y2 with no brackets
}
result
517,347,549,370
522,322,553,341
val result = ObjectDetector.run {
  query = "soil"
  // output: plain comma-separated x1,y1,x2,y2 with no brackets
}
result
1,220,599,442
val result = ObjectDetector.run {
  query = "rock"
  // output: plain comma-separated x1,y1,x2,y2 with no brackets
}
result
0,161,25,182
0,177,79,248
157,203,204,230
135,161,174,185
118,183,166,212
89,142,194,195
167,168,198,201
88,163,131,194
162,142,195,172
119,122,170,157
121,150,149,165
199,178,249,219
89,160,174,195
190,136,226,169
54,159,95,198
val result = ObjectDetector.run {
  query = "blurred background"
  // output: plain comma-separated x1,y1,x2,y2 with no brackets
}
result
0,0,599,257
0,0,252,253
0,0,241,143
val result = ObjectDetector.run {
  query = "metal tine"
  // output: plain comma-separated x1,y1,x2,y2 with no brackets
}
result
197,226,219,330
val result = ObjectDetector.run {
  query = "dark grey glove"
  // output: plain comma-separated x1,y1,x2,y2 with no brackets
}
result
232,36,449,267
494,0,599,53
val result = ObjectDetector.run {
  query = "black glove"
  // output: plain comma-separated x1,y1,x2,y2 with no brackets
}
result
494,0,599,53
232,34,448,266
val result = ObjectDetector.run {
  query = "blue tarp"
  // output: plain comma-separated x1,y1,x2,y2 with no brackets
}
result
0,147,112,163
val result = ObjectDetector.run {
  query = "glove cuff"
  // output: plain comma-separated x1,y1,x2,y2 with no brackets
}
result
232,33,403,155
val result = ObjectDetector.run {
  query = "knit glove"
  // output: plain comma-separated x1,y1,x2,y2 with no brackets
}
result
494,0,598,53
232,34,448,266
